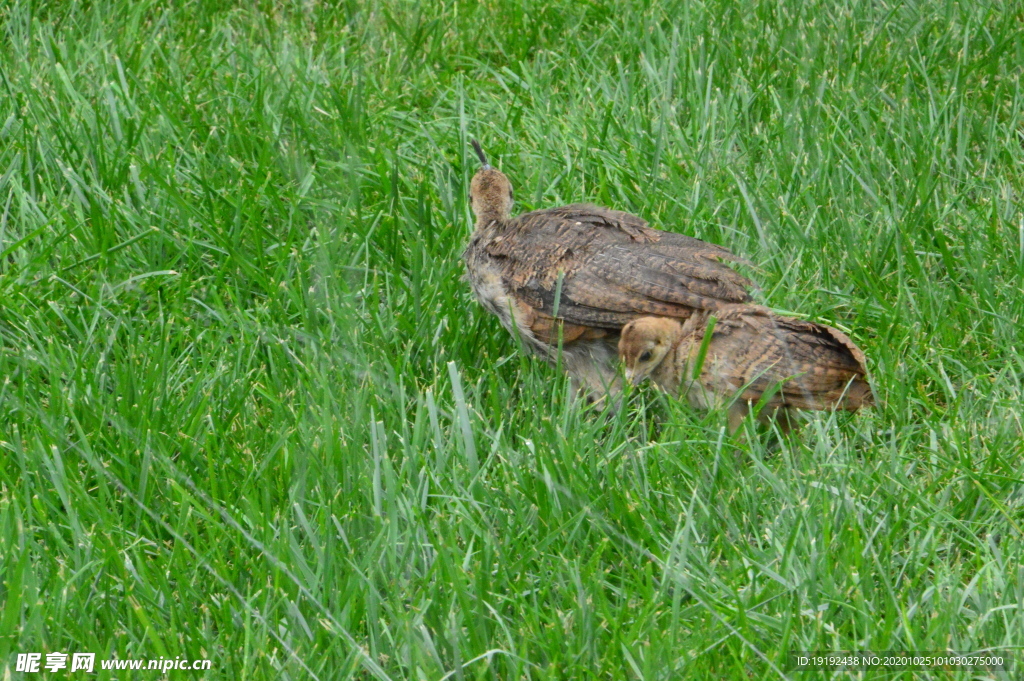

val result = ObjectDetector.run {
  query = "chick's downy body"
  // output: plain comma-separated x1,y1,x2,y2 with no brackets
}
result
463,141,756,400
619,307,874,431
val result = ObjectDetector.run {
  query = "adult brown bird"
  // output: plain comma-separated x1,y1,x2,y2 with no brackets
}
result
618,307,874,432
463,140,756,400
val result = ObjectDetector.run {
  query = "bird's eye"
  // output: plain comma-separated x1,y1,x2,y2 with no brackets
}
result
508,189,514,201
638,351,652,363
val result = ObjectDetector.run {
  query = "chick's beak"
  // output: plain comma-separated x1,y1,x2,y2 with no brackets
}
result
625,368,640,386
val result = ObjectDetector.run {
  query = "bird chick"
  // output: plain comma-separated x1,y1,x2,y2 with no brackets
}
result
619,308,874,433
463,140,756,403
619,316,688,390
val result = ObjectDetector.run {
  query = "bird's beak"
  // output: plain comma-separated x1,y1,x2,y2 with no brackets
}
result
470,139,491,169
625,369,640,386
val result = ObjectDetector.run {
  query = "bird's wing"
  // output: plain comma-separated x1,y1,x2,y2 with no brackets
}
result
486,204,754,329
700,310,872,409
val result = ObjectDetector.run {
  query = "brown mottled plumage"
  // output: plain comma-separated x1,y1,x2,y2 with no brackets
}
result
619,308,874,432
463,140,755,399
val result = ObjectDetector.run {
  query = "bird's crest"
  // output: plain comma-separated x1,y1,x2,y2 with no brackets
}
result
471,139,491,169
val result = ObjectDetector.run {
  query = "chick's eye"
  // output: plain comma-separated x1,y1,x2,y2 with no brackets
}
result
508,189,514,201
638,351,652,363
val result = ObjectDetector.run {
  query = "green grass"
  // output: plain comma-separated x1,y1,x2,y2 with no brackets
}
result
1,0,1023,678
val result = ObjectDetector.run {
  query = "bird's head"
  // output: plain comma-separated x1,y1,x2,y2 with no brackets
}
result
469,140,514,224
619,317,683,386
